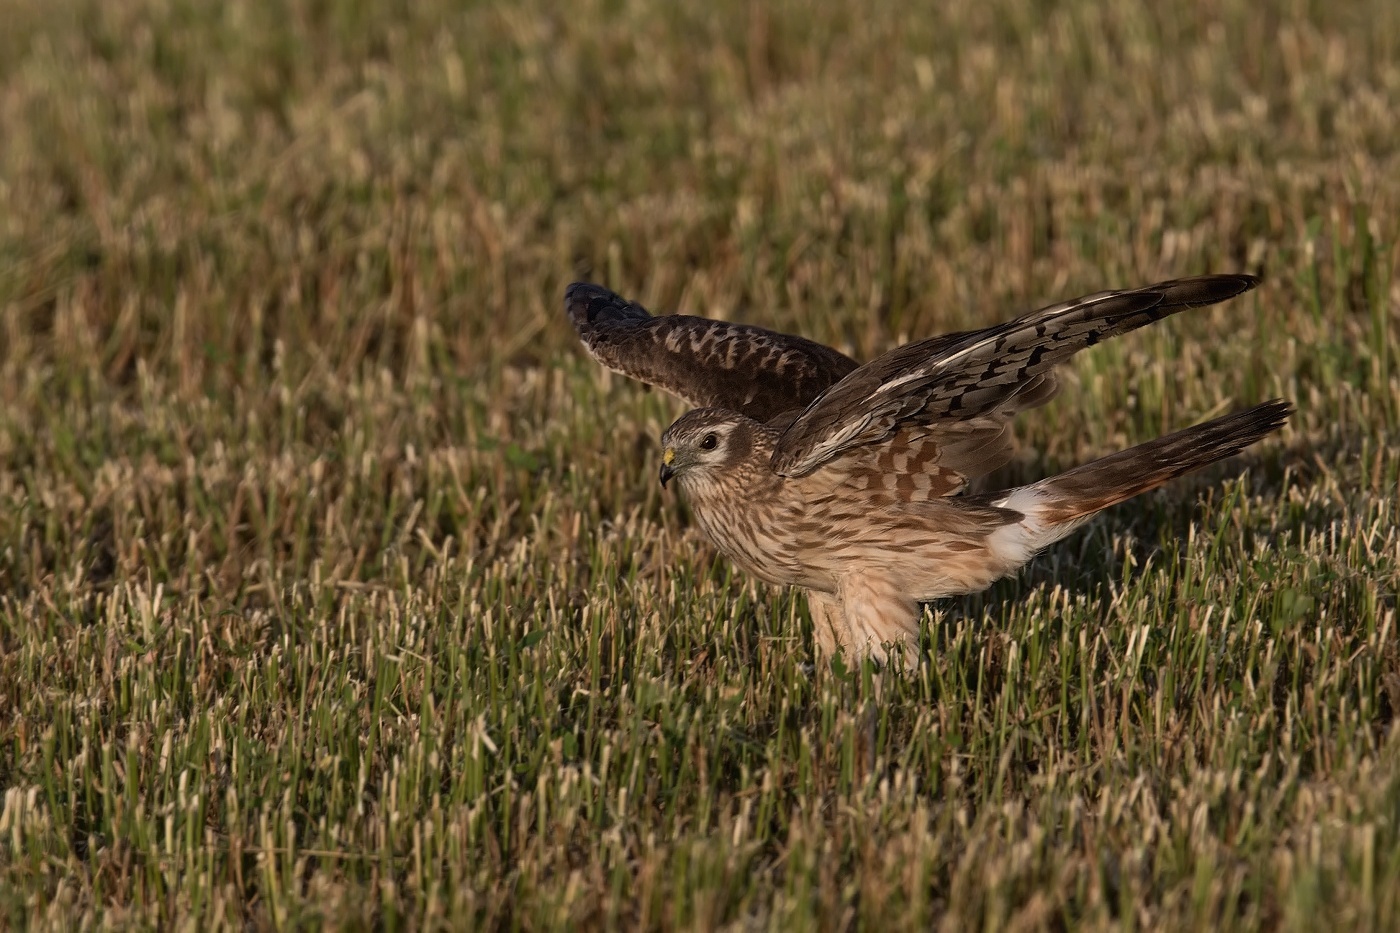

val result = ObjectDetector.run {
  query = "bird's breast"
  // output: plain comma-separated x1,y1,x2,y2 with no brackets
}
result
681,472,823,588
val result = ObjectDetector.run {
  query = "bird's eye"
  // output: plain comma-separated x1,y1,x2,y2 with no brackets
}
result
700,433,718,450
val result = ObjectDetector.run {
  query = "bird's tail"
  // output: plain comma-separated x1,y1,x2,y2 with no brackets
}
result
992,399,1292,551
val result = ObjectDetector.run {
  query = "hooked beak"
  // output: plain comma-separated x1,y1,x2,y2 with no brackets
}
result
659,447,676,487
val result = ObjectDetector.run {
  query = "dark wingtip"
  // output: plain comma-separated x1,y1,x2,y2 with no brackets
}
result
1154,272,1261,308
1253,397,1295,433
564,282,654,329
1217,271,1261,298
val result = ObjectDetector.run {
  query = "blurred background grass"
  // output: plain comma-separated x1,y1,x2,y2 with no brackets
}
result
1,0,1397,928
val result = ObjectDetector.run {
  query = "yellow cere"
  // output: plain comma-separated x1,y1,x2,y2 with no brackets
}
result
663,448,675,465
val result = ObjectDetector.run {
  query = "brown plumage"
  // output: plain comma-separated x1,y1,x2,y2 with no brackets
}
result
565,283,857,424
566,275,1292,659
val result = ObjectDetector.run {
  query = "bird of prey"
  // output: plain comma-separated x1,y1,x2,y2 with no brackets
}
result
564,277,1290,659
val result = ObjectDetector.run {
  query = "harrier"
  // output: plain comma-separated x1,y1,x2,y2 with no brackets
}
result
565,277,1290,659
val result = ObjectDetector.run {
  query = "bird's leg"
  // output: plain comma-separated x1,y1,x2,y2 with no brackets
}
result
806,589,852,657
836,574,920,661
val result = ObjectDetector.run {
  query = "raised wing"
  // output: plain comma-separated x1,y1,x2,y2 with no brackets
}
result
565,283,859,424
771,274,1259,478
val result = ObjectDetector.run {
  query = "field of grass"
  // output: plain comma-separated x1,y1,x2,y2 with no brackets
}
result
1,0,1398,928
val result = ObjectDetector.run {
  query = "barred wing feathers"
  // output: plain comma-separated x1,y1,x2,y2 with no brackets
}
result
565,282,859,424
771,274,1259,479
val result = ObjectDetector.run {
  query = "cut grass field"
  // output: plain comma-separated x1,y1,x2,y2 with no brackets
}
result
1,0,1398,928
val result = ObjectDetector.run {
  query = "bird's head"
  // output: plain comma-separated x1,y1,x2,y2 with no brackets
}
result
658,409,755,490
